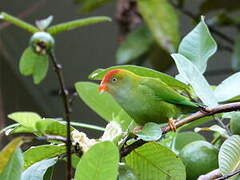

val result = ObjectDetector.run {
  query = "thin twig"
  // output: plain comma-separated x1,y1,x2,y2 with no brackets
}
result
48,51,72,180
121,102,240,157
216,169,240,180
214,115,232,136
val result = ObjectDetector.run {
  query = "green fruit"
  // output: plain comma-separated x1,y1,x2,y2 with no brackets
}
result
230,114,240,135
30,32,55,55
179,140,218,180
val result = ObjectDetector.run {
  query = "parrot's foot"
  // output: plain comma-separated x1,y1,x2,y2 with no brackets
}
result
133,126,143,133
168,118,177,132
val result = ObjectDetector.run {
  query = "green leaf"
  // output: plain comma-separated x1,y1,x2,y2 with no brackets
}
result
0,148,23,180
75,82,133,130
77,0,112,13
8,112,41,130
125,142,186,180
219,135,240,180
35,16,53,30
0,138,23,175
9,125,35,134
0,123,19,135
24,145,66,169
0,12,38,33
35,119,74,137
178,16,217,73
19,47,49,84
171,53,218,107
32,54,49,84
214,72,240,102
116,26,154,64
228,112,240,135
47,16,111,35
74,141,119,180
88,65,190,91
137,0,179,53
232,35,240,71
118,163,137,180
178,116,213,131
174,132,205,152
22,157,57,180
135,122,162,141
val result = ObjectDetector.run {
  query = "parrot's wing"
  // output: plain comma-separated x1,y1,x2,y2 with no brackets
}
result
139,78,198,107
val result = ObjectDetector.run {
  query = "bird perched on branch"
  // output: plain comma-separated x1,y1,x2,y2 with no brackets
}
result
98,69,199,131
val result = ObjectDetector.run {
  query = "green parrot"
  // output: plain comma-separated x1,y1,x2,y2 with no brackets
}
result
98,69,199,130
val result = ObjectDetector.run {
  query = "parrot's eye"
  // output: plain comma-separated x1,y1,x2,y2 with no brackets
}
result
111,77,118,83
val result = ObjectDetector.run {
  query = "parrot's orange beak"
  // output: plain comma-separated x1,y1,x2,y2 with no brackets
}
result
98,83,109,93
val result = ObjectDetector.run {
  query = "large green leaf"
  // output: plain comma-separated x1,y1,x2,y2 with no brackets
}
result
8,112,41,130
171,53,218,107
75,82,133,130
22,157,57,180
125,142,186,180
74,141,119,180
88,65,190,91
214,72,240,102
178,116,213,131
137,0,179,53
35,118,74,137
19,47,49,84
0,149,23,180
135,122,162,141
0,138,24,180
47,16,111,35
232,35,240,71
178,16,217,73
219,135,240,180
116,26,154,64
173,132,205,153
24,145,66,169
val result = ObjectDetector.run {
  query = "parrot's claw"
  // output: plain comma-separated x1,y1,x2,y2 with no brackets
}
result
168,118,177,132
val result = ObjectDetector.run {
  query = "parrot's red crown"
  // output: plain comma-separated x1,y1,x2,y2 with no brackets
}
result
101,69,122,84
98,69,122,93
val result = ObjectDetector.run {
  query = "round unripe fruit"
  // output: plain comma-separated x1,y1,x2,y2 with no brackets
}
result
30,32,55,55
179,140,219,180
230,115,240,135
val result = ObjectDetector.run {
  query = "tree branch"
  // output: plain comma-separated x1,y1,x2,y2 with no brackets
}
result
197,169,222,180
48,51,72,180
120,102,240,157
216,169,240,180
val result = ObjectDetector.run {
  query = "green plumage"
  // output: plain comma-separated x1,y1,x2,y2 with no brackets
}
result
102,69,198,125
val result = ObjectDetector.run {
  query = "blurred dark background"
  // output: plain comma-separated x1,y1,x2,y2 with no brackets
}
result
0,0,238,152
